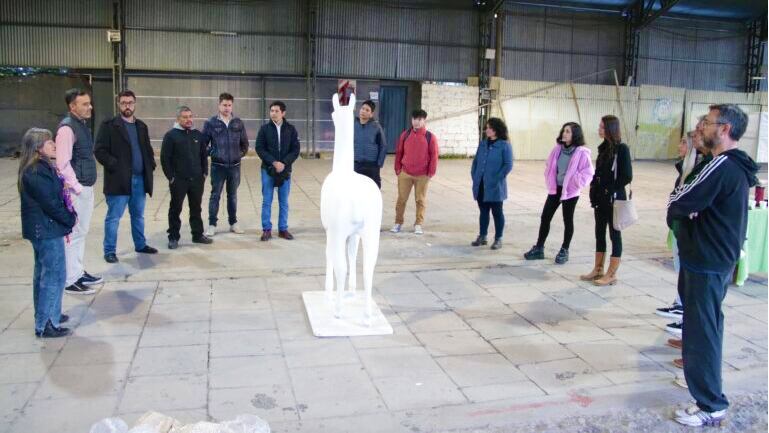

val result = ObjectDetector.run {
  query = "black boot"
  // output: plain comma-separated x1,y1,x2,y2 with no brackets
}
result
491,238,503,250
554,248,569,264
524,245,545,260
471,235,487,247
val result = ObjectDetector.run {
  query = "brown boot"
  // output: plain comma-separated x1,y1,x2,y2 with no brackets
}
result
580,252,605,281
593,257,620,286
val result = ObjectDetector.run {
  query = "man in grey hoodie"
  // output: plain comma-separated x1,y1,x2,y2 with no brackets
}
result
353,99,387,189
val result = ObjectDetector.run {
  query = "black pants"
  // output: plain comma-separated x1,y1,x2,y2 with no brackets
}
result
594,203,622,257
678,266,731,413
354,161,381,189
477,181,504,240
536,186,578,249
168,177,204,241
209,164,241,226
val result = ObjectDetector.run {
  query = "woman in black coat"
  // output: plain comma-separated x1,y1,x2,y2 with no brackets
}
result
580,115,632,286
18,128,78,338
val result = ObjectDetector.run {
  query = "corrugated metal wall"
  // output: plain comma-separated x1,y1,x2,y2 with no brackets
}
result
0,0,113,69
637,17,748,92
501,4,625,85
0,0,759,91
316,0,477,82
124,0,305,74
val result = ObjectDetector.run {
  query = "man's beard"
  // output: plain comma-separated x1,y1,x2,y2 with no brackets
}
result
703,135,718,150
121,109,134,118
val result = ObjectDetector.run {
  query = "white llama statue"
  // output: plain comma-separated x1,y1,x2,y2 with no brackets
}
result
305,92,387,334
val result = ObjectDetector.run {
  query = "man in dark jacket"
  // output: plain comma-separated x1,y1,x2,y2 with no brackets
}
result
353,99,386,189
94,90,158,263
254,101,300,241
160,106,213,249
667,104,758,427
203,92,249,237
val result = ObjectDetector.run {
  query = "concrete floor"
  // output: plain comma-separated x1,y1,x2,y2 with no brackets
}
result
0,157,766,433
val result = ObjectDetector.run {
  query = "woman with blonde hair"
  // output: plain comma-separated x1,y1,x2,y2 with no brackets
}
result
18,128,77,338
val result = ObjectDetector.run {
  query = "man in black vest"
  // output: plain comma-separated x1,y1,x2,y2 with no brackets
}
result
94,90,158,263
254,101,301,241
161,106,213,249
55,88,102,295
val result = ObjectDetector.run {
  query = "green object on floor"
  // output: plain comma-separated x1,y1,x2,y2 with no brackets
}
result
736,207,768,286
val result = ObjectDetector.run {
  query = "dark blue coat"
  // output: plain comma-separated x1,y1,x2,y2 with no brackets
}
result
203,115,249,166
471,139,514,202
255,121,301,173
20,159,77,241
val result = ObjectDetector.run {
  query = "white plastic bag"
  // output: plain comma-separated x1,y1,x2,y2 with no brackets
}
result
222,415,271,433
89,418,129,433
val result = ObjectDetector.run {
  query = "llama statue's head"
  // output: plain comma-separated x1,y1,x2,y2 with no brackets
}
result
331,92,356,173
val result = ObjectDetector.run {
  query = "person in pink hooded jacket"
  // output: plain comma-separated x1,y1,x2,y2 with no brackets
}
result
524,122,594,264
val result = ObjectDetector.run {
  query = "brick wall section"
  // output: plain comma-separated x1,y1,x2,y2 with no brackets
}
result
421,83,480,156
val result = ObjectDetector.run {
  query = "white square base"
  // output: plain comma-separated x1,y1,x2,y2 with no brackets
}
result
302,291,393,337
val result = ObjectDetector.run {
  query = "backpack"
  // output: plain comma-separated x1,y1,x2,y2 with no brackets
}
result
400,128,434,165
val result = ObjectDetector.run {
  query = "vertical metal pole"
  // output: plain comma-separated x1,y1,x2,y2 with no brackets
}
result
495,12,503,78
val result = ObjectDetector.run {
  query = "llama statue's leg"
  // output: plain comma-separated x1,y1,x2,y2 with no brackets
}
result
331,235,348,319
361,229,380,327
346,234,359,297
324,232,335,301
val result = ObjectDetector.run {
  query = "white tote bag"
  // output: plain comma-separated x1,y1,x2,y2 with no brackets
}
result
612,155,638,231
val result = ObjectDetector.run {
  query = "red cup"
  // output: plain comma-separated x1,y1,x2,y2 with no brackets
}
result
756,186,765,204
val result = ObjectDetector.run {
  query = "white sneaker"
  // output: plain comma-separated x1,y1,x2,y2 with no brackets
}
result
205,225,216,237
673,375,688,389
390,224,402,233
230,223,244,234
674,405,726,427
414,225,423,235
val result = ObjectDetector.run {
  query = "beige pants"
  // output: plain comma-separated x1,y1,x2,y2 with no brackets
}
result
395,172,430,225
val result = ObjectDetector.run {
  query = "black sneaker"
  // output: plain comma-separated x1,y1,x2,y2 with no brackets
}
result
192,235,213,244
554,248,569,264
655,304,684,319
490,238,503,250
168,239,179,249
65,280,96,295
35,321,71,338
471,235,487,247
104,253,118,263
524,245,545,260
136,245,158,254
80,271,103,286
666,321,683,336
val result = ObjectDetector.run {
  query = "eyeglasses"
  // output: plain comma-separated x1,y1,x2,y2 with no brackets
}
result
701,119,726,127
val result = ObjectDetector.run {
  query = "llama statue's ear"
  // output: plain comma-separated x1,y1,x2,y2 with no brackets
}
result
332,93,340,111
348,92,356,108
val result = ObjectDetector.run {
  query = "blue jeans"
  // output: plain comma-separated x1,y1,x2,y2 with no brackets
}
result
104,175,147,254
261,168,290,231
209,164,241,226
31,237,66,332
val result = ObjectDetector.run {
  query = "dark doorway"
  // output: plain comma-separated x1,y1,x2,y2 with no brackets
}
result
378,85,408,153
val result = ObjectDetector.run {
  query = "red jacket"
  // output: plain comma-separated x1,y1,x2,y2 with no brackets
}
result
394,127,439,177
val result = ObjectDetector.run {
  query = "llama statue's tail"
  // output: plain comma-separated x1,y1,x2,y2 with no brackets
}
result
331,92,356,174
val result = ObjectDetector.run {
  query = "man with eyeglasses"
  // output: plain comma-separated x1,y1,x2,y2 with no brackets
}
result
666,104,758,427
94,90,158,263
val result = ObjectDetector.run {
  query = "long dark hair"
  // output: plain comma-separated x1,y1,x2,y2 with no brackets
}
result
557,122,585,147
598,115,622,165
17,128,53,193
485,117,509,141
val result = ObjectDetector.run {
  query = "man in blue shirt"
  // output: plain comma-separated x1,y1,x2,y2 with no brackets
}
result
95,90,158,263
